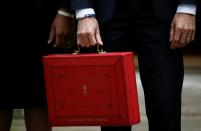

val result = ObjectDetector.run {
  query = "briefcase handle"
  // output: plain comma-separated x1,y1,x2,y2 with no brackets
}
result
72,44,106,55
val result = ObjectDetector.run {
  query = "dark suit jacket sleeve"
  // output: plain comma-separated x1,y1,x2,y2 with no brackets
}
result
58,0,74,13
180,0,196,4
59,0,70,9
70,0,93,9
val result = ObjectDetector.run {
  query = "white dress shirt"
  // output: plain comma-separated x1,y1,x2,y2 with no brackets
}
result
75,4,196,19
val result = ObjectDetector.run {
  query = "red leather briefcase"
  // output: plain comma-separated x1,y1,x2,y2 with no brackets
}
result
43,52,140,126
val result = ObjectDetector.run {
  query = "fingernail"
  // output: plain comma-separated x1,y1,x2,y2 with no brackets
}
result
99,41,103,45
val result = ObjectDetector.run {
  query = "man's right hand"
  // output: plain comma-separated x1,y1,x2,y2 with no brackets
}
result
77,17,103,48
48,14,74,48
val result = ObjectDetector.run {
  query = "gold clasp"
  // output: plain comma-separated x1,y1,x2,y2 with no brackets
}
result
72,44,106,55
72,45,81,55
97,45,106,54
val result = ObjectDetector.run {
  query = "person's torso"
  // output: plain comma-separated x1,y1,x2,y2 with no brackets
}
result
93,0,179,22
1,0,58,47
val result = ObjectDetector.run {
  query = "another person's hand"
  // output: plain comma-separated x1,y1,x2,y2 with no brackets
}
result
77,17,103,48
170,13,196,49
48,14,74,48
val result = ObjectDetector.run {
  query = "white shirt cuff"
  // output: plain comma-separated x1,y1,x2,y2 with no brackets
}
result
176,4,196,15
75,8,95,19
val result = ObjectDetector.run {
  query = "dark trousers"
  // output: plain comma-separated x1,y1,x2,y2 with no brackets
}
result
100,1,184,131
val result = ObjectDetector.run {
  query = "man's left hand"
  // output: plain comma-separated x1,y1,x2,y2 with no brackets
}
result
170,13,196,49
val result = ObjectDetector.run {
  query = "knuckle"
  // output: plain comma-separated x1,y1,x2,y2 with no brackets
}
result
186,29,191,32
189,27,195,32
185,27,192,32
86,45,90,48
85,31,91,36
183,27,189,31
86,30,94,36
77,31,92,36
176,25,183,31
173,39,179,42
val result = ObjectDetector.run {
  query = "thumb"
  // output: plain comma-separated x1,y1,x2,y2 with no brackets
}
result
95,28,103,45
48,26,55,44
170,20,175,42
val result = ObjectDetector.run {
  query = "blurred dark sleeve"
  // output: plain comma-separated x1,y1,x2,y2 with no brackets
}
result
180,0,196,4
59,0,74,13
197,0,201,43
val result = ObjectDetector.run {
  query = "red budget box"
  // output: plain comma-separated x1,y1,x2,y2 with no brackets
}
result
43,52,140,126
